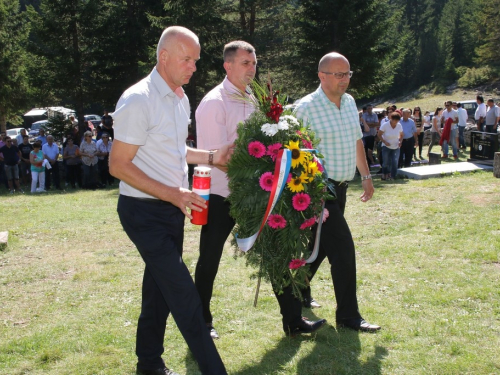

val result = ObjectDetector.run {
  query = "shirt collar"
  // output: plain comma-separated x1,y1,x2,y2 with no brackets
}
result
151,67,185,99
317,85,346,107
222,76,251,96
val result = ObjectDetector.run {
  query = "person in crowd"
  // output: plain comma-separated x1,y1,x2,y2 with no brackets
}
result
0,136,23,193
423,111,431,130
456,103,468,149
37,128,48,145
16,128,27,145
79,131,98,189
398,109,418,168
362,105,379,166
378,112,403,180
475,95,486,132
30,141,45,193
42,135,61,190
109,26,228,375
484,98,500,134
101,110,114,140
441,100,459,159
295,52,380,333
412,107,424,160
428,107,443,156
95,132,114,186
62,137,82,188
0,132,8,189
18,135,33,186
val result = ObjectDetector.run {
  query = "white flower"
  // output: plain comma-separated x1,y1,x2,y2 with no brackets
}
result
261,123,278,136
277,120,289,130
280,115,300,126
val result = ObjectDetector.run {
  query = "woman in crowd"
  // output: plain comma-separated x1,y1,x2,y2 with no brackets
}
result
427,107,443,156
413,107,424,160
378,112,404,181
63,137,82,188
79,131,98,189
29,141,45,193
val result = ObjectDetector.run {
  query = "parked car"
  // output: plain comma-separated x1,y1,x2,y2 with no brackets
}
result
84,114,102,128
6,128,25,138
29,120,48,138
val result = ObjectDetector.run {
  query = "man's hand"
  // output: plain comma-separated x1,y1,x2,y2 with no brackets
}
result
360,179,374,202
213,142,235,171
170,187,207,219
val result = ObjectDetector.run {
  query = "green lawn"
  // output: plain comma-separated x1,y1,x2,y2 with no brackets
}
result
0,170,499,375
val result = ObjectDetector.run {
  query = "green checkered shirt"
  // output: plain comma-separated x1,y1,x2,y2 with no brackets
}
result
295,86,361,181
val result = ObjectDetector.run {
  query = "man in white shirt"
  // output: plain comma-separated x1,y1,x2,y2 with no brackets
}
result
442,101,459,159
485,99,500,134
456,102,468,149
42,135,61,189
475,95,487,131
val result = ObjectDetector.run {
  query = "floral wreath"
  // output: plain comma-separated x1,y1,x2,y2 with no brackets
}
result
227,81,333,298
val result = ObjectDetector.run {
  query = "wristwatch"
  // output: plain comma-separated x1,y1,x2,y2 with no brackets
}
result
361,174,372,181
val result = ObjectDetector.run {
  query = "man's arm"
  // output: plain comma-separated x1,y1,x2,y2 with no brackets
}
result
355,139,374,202
109,139,207,219
186,143,234,172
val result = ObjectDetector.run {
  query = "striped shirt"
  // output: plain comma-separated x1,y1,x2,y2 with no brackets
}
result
295,86,361,181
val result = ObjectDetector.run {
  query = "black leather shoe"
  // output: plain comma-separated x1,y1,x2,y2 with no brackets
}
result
286,317,327,336
136,367,180,375
303,297,322,309
336,318,381,333
207,324,219,339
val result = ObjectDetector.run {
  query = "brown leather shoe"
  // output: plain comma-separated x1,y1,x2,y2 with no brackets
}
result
337,318,381,333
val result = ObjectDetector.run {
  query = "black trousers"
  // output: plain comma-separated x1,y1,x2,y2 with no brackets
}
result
117,195,227,375
195,194,304,332
399,137,415,168
195,194,235,324
302,182,362,321
45,161,60,189
98,158,114,185
66,164,82,187
414,131,424,157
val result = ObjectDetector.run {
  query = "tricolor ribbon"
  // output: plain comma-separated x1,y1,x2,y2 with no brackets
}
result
235,148,327,260
236,148,291,252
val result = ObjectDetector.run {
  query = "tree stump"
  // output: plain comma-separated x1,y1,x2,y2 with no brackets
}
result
494,152,500,178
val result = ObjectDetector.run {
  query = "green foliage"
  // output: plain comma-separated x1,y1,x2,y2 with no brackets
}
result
475,0,500,65
0,0,31,132
44,114,72,142
457,66,494,88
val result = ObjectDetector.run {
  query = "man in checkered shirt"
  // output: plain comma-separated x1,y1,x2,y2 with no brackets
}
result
294,52,380,332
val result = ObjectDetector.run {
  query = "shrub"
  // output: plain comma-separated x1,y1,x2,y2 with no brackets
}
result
457,66,494,88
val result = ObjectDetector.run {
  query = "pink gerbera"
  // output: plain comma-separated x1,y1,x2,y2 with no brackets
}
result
259,172,274,191
266,143,282,161
315,208,330,223
292,192,311,211
289,258,306,269
248,141,266,158
300,217,317,230
267,214,287,229
301,139,313,149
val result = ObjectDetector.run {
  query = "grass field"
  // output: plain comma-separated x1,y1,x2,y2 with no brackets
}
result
1,169,499,375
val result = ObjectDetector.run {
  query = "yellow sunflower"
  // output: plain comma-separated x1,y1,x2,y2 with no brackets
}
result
305,161,319,182
285,140,307,168
287,173,308,192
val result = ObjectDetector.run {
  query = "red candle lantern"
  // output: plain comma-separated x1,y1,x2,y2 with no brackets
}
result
190,167,211,225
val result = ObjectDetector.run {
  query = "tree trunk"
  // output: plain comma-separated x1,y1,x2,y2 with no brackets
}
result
0,110,6,134
494,152,500,178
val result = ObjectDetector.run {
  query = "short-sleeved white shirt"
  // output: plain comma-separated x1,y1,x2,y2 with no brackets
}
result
113,68,190,199
442,109,459,130
475,103,487,120
380,122,403,149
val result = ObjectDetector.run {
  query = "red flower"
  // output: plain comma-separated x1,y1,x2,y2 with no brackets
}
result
259,172,274,191
266,103,283,123
289,258,306,269
248,141,266,158
292,192,311,211
300,217,316,230
268,214,287,229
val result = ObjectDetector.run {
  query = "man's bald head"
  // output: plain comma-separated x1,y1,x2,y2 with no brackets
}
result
156,26,199,63
318,52,349,72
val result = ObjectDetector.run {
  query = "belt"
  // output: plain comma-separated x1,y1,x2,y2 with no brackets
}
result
123,195,173,206
328,179,348,188
403,137,414,140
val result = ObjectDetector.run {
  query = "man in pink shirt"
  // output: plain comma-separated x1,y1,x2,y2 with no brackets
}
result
195,41,326,339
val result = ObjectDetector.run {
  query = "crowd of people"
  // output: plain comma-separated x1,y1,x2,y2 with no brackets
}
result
360,96,500,180
0,122,114,194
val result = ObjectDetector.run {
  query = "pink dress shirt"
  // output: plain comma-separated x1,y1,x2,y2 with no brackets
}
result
196,77,255,197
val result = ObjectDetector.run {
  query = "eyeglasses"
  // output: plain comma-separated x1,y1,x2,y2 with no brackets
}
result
320,71,353,79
